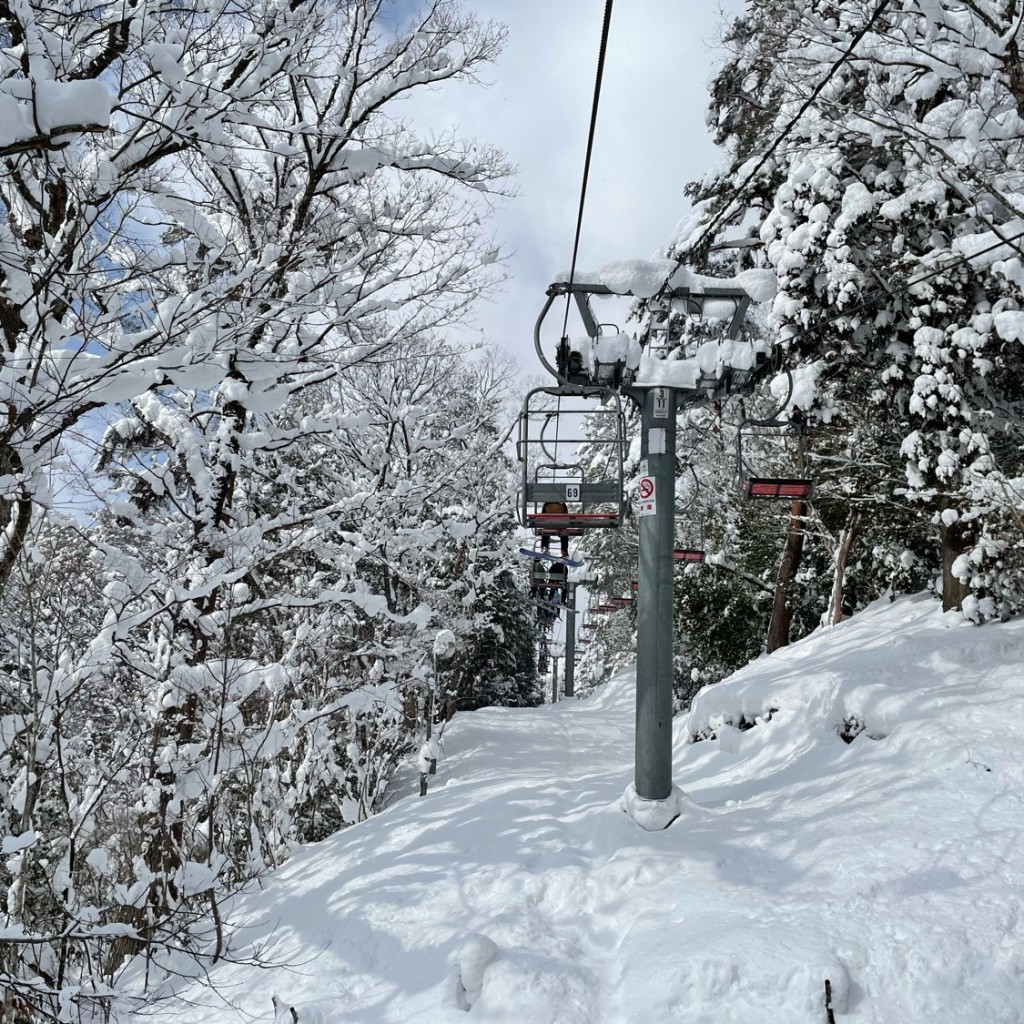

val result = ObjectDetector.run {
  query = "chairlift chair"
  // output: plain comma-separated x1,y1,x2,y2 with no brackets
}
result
744,478,814,500
674,548,706,563
673,522,706,563
517,386,628,534
529,562,569,601
673,473,707,562
538,644,550,674
736,391,813,501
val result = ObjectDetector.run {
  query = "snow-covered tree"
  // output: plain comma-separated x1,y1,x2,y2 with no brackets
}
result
451,569,542,711
0,0,509,597
680,0,1024,621
0,0,516,1016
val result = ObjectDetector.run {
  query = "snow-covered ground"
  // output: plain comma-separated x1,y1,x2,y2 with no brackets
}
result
145,594,1024,1023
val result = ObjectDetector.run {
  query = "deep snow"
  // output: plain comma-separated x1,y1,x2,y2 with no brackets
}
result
145,594,1024,1023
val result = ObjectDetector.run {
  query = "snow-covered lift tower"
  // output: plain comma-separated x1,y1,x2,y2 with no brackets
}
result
529,259,777,830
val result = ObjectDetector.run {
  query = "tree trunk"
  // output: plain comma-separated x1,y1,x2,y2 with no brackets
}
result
827,510,861,626
939,516,972,612
766,499,807,653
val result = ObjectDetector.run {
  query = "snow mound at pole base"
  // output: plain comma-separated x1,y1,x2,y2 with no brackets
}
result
620,782,687,830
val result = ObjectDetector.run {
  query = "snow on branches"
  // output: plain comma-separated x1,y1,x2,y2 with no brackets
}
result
681,0,1024,620
0,1,525,1018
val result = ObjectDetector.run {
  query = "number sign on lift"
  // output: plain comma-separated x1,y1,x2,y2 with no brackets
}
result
653,387,670,419
565,484,581,502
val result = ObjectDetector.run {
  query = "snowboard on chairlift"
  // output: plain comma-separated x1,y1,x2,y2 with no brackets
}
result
519,548,584,568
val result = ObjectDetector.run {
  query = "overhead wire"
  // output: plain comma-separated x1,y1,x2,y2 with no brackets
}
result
551,0,615,574
560,0,615,342
544,0,901,634
662,0,1024,407
688,0,891,258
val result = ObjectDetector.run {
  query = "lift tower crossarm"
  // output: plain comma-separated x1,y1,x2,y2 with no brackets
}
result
536,275,756,389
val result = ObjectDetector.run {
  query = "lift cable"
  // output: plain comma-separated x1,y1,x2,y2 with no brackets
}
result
688,0,891,259
560,0,615,342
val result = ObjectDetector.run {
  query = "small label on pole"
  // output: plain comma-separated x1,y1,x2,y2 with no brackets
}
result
655,385,671,417
639,458,648,475
637,476,656,516
565,484,580,501
648,428,667,455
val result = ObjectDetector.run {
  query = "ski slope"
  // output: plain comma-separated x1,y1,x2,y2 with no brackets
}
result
146,594,1024,1023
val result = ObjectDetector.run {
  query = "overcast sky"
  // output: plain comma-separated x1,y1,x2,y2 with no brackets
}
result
415,0,747,370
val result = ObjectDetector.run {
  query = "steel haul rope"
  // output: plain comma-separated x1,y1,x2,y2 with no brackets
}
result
689,0,891,257
561,0,615,342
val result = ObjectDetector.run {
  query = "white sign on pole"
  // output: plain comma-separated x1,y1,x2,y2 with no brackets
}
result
653,387,670,419
637,475,656,516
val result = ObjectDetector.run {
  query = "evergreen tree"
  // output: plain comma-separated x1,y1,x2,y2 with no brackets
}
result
452,569,542,711
679,0,1024,621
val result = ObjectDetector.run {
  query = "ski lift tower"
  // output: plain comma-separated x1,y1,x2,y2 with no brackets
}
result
529,259,776,830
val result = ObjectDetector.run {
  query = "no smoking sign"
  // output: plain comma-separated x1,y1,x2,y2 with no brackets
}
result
637,476,656,516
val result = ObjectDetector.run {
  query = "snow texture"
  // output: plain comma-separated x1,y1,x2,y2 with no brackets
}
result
433,629,458,660
568,331,642,381
0,79,111,148
139,595,1024,1022
619,783,686,831
633,337,770,389
0,831,38,855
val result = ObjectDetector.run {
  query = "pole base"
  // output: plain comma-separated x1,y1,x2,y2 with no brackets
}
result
622,783,685,831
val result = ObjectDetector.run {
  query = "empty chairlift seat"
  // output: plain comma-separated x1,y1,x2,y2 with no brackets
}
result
674,548,706,563
743,477,813,500
736,409,813,502
517,386,628,534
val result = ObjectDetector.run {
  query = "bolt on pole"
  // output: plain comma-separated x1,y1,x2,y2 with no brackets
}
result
634,386,676,805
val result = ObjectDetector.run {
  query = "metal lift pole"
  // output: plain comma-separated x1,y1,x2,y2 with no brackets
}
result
564,582,577,698
552,655,560,704
634,386,677,807
527,275,761,831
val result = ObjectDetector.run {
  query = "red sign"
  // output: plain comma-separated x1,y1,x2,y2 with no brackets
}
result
638,477,654,500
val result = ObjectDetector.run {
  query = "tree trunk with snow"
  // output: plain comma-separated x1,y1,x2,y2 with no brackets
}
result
939,517,972,613
827,511,860,626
